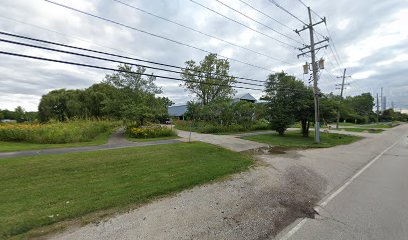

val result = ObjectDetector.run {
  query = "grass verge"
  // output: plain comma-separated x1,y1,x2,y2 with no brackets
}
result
0,142,253,239
242,130,362,148
358,123,392,128
338,128,384,133
126,135,180,142
0,130,113,153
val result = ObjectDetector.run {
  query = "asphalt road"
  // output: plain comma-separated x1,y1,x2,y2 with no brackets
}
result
282,129,408,240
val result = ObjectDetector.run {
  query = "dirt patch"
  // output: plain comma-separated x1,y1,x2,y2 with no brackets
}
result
189,165,327,240
245,146,290,154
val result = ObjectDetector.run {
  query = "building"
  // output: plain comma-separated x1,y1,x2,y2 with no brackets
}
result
167,93,257,120
232,93,257,103
168,105,188,120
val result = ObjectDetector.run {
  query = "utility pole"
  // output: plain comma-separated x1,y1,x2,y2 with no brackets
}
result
296,7,328,143
376,93,380,123
380,87,383,113
335,68,350,129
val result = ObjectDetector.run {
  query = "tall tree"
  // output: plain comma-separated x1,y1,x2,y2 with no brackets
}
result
103,64,162,94
263,72,314,136
181,54,236,105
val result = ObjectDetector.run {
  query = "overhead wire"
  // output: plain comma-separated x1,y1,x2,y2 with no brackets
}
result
189,0,299,52
0,50,313,93
237,0,294,32
267,0,307,25
43,0,276,72
0,31,268,83
213,0,303,45
0,37,266,87
0,50,264,91
112,0,289,64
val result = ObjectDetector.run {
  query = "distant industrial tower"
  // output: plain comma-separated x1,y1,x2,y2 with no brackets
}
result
382,96,387,111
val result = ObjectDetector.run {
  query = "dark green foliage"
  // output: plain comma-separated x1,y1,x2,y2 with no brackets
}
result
340,93,375,123
174,119,269,134
38,65,173,124
263,72,314,136
0,107,38,122
181,99,267,133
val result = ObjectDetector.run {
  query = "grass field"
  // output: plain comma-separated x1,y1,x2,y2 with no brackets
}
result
242,131,361,148
338,122,357,126
0,142,252,239
126,135,180,142
359,123,393,128
0,130,113,153
338,128,384,133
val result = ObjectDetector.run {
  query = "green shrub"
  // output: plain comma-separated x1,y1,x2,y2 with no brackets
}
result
126,125,176,138
174,119,270,134
0,121,117,144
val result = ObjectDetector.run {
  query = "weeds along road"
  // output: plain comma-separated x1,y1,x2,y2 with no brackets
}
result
278,125,408,240
49,124,407,240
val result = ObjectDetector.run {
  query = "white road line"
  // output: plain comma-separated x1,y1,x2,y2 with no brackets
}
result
279,134,405,240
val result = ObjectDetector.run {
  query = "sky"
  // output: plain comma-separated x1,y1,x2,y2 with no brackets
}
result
0,0,407,112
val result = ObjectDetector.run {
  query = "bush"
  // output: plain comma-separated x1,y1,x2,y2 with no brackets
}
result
0,120,117,144
126,125,176,138
174,119,269,134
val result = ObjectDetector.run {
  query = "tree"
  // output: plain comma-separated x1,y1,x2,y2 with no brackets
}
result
14,106,26,123
342,93,375,123
181,54,236,105
103,64,162,94
263,72,313,136
102,64,167,125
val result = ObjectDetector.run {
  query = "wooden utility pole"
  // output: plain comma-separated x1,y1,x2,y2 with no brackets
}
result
296,7,328,143
335,68,350,129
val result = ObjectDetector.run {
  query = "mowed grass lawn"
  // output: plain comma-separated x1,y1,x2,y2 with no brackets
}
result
126,135,180,142
0,142,253,239
338,128,384,133
0,131,112,153
243,131,361,148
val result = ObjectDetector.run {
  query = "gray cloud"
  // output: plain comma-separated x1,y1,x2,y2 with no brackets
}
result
0,0,407,111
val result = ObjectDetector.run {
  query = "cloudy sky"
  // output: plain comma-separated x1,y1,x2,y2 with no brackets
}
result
0,0,407,112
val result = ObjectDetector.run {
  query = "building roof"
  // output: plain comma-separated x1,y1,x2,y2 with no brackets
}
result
168,105,187,117
233,93,257,102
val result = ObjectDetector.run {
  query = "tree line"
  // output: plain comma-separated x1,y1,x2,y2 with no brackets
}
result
1,53,406,131
37,65,172,125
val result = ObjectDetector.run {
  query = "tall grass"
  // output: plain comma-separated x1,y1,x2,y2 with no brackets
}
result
174,119,269,134
126,125,176,138
0,121,118,144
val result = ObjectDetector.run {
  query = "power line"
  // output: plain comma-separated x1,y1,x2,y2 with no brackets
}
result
0,31,268,83
214,0,303,45
0,15,146,61
0,37,267,87
237,0,294,32
189,0,298,52
267,0,307,25
297,0,308,8
0,50,312,93
324,23,344,69
0,50,264,91
44,0,275,72
112,0,290,64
